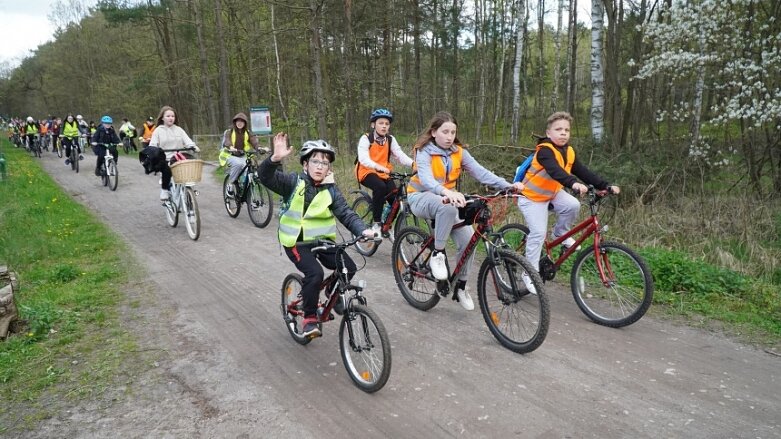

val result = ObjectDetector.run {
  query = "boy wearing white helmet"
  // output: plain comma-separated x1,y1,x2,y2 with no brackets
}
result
259,133,378,339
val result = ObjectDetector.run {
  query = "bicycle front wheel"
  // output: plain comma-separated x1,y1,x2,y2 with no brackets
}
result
351,196,378,256
183,187,201,240
164,198,179,227
570,242,653,327
392,206,427,243
496,223,529,254
107,160,118,191
281,273,312,346
477,249,549,354
391,227,440,311
339,303,391,393
222,175,241,218
123,138,130,154
247,180,273,228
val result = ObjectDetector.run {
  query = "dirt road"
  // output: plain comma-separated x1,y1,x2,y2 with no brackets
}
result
26,150,780,438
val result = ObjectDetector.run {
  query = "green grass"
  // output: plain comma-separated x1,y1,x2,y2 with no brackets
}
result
0,141,146,433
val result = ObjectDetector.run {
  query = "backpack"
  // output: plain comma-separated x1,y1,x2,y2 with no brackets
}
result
513,154,534,183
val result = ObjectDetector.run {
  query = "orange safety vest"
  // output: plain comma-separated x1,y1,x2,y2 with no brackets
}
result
407,145,463,194
142,123,156,142
520,142,575,202
354,133,394,182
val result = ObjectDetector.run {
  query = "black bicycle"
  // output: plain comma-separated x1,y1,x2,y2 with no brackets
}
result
281,235,391,393
222,150,274,228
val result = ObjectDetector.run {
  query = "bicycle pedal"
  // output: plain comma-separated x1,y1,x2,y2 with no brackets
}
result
436,280,450,296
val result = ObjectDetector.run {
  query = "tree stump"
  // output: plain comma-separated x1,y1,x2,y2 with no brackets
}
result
0,265,19,339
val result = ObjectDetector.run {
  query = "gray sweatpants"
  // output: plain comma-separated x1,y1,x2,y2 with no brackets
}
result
517,190,580,271
408,191,475,281
225,155,246,184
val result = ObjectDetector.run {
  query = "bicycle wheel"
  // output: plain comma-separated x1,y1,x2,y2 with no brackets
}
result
351,196,378,256
392,206,428,242
70,147,77,172
281,273,312,346
123,138,130,154
477,249,549,354
391,227,440,311
55,141,62,158
164,198,179,227
107,160,118,191
339,303,391,393
247,180,273,228
183,187,201,240
496,223,529,254
570,241,653,327
222,175,241,218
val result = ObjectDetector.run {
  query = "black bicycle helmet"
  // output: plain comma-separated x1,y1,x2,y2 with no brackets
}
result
369,108,393,123
299,139,336,164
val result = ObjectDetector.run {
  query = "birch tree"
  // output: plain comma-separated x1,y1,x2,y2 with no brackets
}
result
590,0,605,143
511,0,527,144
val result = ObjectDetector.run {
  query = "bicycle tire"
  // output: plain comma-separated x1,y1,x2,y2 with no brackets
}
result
55,141,62,158
281,273,313,346
70,147,78,172
247,180,273,228
164,198,179,227
183,187,201,240
123,138,130,155
339,303,392,393
392,206,425,243
570,241,654,328
496,223,530,254
107,160,118,191
222,175,241,218
391,226,440,311
477,249,549,354
351,196,379,256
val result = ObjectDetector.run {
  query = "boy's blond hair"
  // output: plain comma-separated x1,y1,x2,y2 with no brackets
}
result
546,111,573,129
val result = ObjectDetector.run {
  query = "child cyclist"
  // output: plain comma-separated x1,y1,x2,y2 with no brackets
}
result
90,116,121,176
260,133,378,338
406,111,525,311
354,108,413,235
517,111,620,292
219,112,260,197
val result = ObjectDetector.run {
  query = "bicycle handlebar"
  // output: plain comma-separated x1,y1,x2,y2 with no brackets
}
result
311,234,382,253
388,171,417,180
441,188,519,205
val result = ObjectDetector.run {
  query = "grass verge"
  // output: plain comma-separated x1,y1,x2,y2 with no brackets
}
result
0,142,146,434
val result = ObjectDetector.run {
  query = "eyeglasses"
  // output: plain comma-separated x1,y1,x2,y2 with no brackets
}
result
309,159,331,168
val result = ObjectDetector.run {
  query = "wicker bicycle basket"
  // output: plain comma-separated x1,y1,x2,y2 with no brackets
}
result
170,159,204,184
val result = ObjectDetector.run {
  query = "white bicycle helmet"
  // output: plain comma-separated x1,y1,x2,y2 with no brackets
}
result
26,116,34,122
299,139,335,164
76,114,83,120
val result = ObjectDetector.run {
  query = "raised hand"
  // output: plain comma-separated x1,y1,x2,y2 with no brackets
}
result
271,132,291,162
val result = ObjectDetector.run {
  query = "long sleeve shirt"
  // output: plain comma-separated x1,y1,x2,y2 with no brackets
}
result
149,124,196,159
414,142,512,196
357,134,413,170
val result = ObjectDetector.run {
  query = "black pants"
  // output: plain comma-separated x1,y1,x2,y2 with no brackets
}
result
361,173,397,223
95,144,118,174
62,137,81,158
284,244,357,317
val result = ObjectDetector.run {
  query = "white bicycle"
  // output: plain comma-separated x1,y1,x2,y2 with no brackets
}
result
163,148,203,240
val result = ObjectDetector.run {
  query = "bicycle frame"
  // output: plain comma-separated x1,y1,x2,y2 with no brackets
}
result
545,213,602,269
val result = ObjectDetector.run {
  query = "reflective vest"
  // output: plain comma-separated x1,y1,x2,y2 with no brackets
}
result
407,145,463,194
62,121,80,138
521,142,575,202
26,123,39,134
142,123,156,142
218,130,252,167
278,179,337,247
354,133,394,182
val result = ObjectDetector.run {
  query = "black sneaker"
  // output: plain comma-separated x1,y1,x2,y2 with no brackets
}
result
301,315,321,338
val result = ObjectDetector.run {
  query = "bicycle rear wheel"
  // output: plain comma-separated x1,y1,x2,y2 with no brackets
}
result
391,227,440,311
570,241,653,327
496,223,529,254
247,180,273,228
478,249,549,354
222,175,241,218
55,140,62,158
339,304,391,393
107,160,118,191
392,206,427,243
281,273,312,346
351,195,378,256
183,187,201,240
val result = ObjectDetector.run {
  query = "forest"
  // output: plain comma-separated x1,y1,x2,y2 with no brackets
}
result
1,0,780,286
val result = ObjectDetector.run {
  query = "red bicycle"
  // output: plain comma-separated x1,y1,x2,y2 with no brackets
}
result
498,186,653,327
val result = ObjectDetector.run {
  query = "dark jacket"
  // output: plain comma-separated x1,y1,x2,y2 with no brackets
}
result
259,156,367,239
139,146,167,174
91,125,121,146
536,137,610,190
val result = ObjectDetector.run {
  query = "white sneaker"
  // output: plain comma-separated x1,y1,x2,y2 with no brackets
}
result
371,222,382,236
560,237,581,251
456,286,475,311
521,272,537,295
429,251,449,281
160,189,171,200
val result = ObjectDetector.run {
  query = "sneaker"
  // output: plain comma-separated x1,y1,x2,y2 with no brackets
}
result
160,189,171,200
429,250,449,281
371,222,382,236
456,286,475,311
521,272,538,295
225,183,235,197
559,237,579,249
300,315,321,338
64,158,70,165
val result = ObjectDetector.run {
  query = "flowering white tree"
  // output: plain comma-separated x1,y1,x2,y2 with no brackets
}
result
636,0,781,194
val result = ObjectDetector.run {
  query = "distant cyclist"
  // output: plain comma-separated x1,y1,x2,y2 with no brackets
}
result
219,112,260,196
24,116,39,150
61,114,84,166
119,118,138,152
91,115,121,177
140,116,156,149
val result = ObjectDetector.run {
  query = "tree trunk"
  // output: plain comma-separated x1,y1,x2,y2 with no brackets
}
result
190,0,218,133
590,0,605,144
270,4,289,123
309,0,327,137
214,0,231,125
493,0,508,134
552,0,564,111
511,0,527,145
412,0,424,131
537,0,545,117
566,0,577,115
475,0,486,141
451,0,461,118
343,0,355,151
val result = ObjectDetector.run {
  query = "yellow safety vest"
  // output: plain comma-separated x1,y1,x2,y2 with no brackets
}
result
218,130,251,167
278,179,337,247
